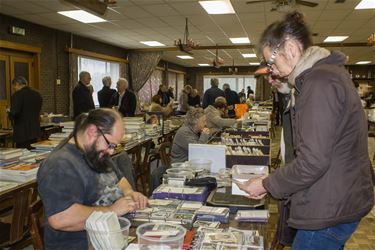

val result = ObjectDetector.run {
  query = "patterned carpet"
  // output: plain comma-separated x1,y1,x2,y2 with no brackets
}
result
268,127,375,250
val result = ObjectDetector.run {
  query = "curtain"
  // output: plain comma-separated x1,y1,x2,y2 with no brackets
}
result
255,76,264,101
128,52,162,92
120,62,127,78
69,53,78,118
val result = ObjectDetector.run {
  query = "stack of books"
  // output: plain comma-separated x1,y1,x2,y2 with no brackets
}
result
0,148,23,167
0,163,39,182
31,140,60,152
59,121,75,134
48,132,70,142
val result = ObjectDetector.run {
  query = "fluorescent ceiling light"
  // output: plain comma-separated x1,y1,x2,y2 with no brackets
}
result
230,37,250,44
198,63,210,66
199,0,235,14
323,36,348,42
249,62,260,65
140,41,166,47
355,0,375,9
356,61,371,64
242,53,257,58
58,10,106,23
177,55,194,59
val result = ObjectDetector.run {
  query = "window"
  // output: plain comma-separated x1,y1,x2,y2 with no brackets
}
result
78,56,120,106
203,75,256,95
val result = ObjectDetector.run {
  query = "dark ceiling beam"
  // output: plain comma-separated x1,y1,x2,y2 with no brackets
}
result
131,43,370,52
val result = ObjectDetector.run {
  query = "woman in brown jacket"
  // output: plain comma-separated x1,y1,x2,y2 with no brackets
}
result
240,11,374,250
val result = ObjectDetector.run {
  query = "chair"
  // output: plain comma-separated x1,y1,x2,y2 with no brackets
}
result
159,141,172,168
29,198,44,250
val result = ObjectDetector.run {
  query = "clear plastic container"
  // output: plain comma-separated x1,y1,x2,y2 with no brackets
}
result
166,168,194,179
170,162,189,169
189,159,212,172
86,217,130,250
136,222,186,250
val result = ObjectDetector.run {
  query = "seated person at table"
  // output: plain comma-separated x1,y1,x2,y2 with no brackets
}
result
37,108,148,250
149,94,173,117
171,108,210,163
204,96,237,133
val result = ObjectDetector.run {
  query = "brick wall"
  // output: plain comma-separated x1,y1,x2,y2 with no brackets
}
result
0,14,128,115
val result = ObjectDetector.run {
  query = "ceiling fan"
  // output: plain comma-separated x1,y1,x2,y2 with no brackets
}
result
246,0,318,12
64,0,117,15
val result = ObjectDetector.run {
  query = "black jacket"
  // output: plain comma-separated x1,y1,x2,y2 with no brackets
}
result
72,81,95,118
202,86,225,108
224,89,240,117
98,86,116,108
157,90,171,106
110,90,136,117
10,86,42,143
188,95,201,107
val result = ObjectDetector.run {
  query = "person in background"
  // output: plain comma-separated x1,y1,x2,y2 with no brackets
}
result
247,86,254,98
177,84,192,115
223,83,240,118
157,84,171,107
37,109,147,250
110,78,137,117
149,95,173,117
238,89,246,103
72,71,95,119
188,88,201,108
98,76,116,108
171,108,210,163
204,96,236,134
9,76,42,149
239,11,374,250
168,86,175,99
202,78,225,108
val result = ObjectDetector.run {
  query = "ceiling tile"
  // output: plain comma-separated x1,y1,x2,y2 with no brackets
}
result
141,4,179,17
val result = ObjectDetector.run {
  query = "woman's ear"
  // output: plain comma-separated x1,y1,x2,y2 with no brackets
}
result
284,40,301,60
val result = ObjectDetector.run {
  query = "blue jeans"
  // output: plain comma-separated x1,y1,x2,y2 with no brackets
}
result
292,221,360,250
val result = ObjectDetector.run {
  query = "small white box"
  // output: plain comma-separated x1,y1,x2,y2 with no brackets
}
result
231,165,268,196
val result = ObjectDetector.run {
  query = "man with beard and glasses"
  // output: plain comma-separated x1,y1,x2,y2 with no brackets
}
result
37,108,148,250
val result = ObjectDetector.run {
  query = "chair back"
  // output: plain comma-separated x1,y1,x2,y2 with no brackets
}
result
159,141,172,168
29,198,44,250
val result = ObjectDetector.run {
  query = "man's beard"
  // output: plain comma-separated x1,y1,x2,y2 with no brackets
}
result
83,141,114,173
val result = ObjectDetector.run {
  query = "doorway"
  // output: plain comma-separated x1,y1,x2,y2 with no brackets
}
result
0,41,40,129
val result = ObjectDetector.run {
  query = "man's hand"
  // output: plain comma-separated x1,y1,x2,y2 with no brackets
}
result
201,127,210,135
110,197,136,216
227,105,234,110
125,191,148,209
238,176,267,200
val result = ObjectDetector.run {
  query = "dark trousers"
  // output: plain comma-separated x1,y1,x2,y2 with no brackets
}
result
16,139,37,150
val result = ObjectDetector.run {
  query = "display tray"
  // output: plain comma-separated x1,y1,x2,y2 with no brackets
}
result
206,187,265,213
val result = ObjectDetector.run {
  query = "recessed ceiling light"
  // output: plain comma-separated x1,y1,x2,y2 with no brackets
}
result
199,0,235,14
58,10,106,23
230,37,250,44
323,36,348,42
198,63,210,66
242,53,257,58
140,41,166,47
355,0,375,9
177,55,194,59
249,62,260,66
356,61,371,64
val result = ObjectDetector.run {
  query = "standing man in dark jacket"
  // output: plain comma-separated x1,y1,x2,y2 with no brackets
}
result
98,76,116,108
110,78,136,117
72,71,95,119
241,12,374,249
202,78,224,108
223,83,240,118
9,76,42,149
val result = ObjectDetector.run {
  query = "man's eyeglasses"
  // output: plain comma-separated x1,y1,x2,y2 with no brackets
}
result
266,43,282,72
97,127,117,150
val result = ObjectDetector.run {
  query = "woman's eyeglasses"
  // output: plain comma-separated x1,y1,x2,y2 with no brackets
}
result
97,127,117,150
266,42,282,72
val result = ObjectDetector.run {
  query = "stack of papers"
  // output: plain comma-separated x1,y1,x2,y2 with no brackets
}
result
48,132,70,142
0,148,23,166
86,211,126,250
0,181,18,192
59,121,75,134
235,210,270,223
123,117,145,134
0,163,39,182
31,140,60,152
195,206,230,223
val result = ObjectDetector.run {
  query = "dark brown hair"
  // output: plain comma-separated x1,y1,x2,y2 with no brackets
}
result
258,11,312,52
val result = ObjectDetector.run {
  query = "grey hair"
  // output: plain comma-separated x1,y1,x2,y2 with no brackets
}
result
102,76,111,86
210,78,219,87
185,108,205,127
215,96,227,104
12,76,28,85
79,71,90,80
117,78,128,88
